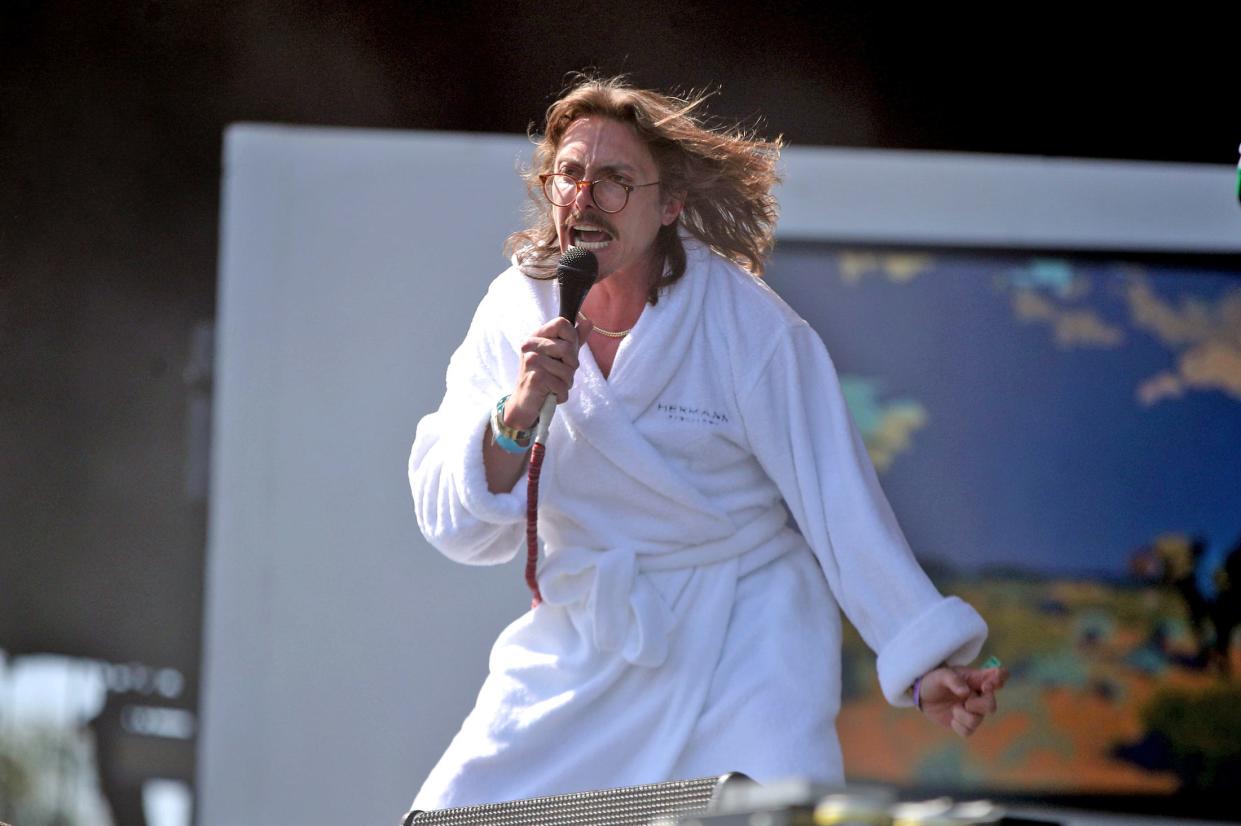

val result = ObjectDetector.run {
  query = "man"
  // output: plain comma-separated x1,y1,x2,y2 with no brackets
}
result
409,75,1005,810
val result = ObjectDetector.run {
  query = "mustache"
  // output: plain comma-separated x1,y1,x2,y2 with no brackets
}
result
567,210,618,238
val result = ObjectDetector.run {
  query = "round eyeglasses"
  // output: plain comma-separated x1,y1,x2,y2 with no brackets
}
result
539,173,661,214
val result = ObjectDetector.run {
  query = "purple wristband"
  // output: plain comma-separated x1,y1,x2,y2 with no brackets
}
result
913,676,923,711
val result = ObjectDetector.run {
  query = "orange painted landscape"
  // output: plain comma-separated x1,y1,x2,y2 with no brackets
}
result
837,577,1241,795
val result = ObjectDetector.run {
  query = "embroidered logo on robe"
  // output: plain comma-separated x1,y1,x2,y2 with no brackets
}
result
655,402,730,426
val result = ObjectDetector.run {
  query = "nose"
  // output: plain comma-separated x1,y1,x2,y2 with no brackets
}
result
572,179,596,211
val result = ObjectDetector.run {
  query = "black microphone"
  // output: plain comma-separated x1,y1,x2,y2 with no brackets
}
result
534,247,598,444
555,245,599,322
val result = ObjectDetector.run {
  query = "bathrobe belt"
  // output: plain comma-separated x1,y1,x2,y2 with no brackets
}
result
536,505,799,668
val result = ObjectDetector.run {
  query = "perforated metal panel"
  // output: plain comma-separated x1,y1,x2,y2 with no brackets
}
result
403,774,746,826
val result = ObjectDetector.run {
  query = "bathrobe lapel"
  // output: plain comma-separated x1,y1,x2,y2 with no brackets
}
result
551,243,726,525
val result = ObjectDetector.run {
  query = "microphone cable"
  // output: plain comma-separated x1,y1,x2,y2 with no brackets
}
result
523,247,598,607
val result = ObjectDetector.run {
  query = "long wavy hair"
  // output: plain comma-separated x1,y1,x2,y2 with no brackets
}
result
505,75,783,303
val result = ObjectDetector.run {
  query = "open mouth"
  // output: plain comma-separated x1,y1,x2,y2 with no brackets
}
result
571,223,614,250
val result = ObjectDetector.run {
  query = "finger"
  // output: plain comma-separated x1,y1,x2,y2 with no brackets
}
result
550,338,580,369
521,348,576,383
575,315,594,346
920,669,966,708
541,316,580,345
520,335,554,353
521,337,580,370
518,355,572,402
538,372,570,404
964,692,997,715
943,669,971,698
959,668,987,692
971,666,1010,693
530,355,576,393
953,706,982,731
542,339,582,370
950,718,971,738
962,667,1002,694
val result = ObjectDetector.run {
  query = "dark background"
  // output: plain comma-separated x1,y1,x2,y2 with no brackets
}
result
1,0,1238,815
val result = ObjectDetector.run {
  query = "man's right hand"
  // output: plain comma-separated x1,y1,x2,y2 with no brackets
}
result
505,315,594,429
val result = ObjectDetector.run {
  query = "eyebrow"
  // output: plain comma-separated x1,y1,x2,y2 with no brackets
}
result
556,159,639,177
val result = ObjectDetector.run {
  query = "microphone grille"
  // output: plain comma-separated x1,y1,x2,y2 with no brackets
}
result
558,246,599,284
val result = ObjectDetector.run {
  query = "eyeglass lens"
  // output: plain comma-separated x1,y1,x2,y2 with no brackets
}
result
545,174,628,213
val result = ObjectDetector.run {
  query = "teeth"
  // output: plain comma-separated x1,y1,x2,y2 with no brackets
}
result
572,224,612,237
572,224,612,251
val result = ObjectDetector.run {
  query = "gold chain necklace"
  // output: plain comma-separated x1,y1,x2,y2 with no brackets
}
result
579,312,632,339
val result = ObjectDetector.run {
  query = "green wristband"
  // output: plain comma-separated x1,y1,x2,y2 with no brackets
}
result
491,395,532,454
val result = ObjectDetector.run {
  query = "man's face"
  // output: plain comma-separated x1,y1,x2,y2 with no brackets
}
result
552,116,681,281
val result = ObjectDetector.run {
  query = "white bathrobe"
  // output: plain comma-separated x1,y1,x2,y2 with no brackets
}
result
408,239,987,810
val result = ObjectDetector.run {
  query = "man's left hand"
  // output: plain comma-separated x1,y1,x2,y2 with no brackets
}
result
917,665,1008,737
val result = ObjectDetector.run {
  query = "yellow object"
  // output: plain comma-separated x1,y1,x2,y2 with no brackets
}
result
814,793,893,825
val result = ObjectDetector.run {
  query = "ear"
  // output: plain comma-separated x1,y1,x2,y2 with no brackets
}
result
660,193,684,226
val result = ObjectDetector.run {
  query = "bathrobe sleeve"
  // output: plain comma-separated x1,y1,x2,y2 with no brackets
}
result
740,321,987,705
409,281,528,566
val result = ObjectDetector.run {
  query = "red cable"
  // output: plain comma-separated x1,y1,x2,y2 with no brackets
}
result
525,442,546,608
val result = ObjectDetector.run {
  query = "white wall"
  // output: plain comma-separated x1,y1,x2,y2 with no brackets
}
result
202,126,540,826
200,124,1241,826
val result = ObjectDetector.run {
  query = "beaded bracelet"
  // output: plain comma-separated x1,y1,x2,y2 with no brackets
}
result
491,395,533,454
